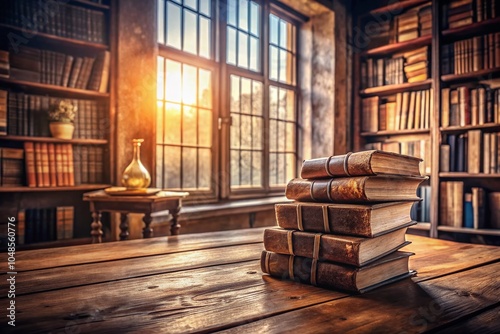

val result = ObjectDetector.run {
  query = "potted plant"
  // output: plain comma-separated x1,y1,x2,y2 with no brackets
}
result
48,99,77,139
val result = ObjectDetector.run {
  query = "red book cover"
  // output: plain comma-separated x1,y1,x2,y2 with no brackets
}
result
23,142,37,187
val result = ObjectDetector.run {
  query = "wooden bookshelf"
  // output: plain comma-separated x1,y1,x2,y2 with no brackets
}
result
354,0,500,244
0,0,113,247
360,80,432,97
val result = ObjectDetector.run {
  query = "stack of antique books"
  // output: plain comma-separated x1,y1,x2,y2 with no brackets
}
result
261,150,426,293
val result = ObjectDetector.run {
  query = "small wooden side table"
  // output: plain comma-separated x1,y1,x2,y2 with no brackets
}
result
83,190,189,243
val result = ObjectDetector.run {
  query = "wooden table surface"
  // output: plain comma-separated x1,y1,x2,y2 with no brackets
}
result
2,228,500,333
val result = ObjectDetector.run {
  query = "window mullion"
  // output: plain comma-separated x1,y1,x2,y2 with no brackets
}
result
262,0,270,193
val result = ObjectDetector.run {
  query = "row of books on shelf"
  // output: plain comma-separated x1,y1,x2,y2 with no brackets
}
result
17,206,74,244
441,130,500,174
442,33,500,75
0,143,104,187
362,88,432,132
362,47,430,88
411,185,431,223
440,182,500,230
3,47,110,92
441,86,500,127
364,2,431,49
443,0,498,29
364,139,431,176
0,0,106,43
1,90,107,139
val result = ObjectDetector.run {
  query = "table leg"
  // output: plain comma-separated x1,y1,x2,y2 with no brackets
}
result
170,205,181,236
119,213,129,241
143,212,153,238
91,211,103,243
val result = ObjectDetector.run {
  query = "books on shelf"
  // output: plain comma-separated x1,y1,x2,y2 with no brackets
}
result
444,0,499,28
0,50,10,78
16,206,74,245
0,0,106,43
440,181,464,227
0,90,7,135
7,46,110,92
0,147,24,186
411,185,431,223
362,88,432,132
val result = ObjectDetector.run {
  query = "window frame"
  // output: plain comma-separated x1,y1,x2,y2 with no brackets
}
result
156,0,305,203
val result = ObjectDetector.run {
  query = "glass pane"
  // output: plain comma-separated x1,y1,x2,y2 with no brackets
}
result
278,88,287,119
277,121,285,151
198,148,211,189
279,49,287,83
226,27,237,65
269,46,278,81
156,145,164,188
238,31,248,68
230,75,240,112
269,119,277,151
239,0,248,31
240,77,251,114
240,115,252,149
249,36,259,72
227,0,237,26
252,151,262,186
200,0,211,17
183,9,197,54
198,108,212,146
165,146,181,188
158,0,165,44
269,86,278,118
269,153,277,184
277,153,285,184
165,60,182,103
199,16,211,59
182,64,197,105
286,153,296,182
270,14,279,45
240,151,251,185
250,2,259,36
230,150,240,186
279,19,287,49
156,101,164,143
185,0,197,11
198,68,212,108
230,113,240,149
164,103,181,144
170,0,180,3
286,122,295,151
182,148,197,188
182,106,197,145
157,57,164,100
286,89,295,121
252,81,262,115
252,117,262,149
166,2,181,49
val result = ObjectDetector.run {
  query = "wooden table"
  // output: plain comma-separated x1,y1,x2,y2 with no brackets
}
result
83,190,189,243
4,228,500,333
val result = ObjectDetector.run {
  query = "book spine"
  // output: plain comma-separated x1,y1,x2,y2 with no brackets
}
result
47,143,57,187
55,144,64,186
40,143,50,187
286,178,368,203
23,142,36,187
34,143,43,187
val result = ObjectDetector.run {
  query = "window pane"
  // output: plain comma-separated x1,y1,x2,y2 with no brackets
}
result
165,146,181,188
227,27,237,65
182,64,197,105
238,31,248,68
239,0,248,31
156,101,164,143
269,86,278,118
240,151,251,185
157,57,164,100
183,9,197,54
166,2,181,49
269,46,278,81
252,80,262,115
199,69,212,109
198,149,212,189
231,114,240,148
199,16,211,59
164,103,181,144
182,106,197,145
250,2,259,36
228,0,237,26
182,148,197,188
241,77,251,114
270,14,278,45
200,0,211,17
269,119,277,151
286,123,295,151
230,75,240,112
198,108,212,146
285,90,295,121
252,117,262,149
277,153,285,185
249,36,259,72
158,0,165,44
279,49,287,83
252,151,262,186
165,60,181,103
184,0,197,11
279,19,287,49
240,115,252,149
230,150,240,186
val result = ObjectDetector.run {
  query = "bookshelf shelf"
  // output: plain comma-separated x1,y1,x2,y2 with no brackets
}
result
368,0,429,16
360,129,430,137
0,78,110,99
439,173,500,179
362,35,431,57
437,226,500,237
440,123,500,134
0,184,110,193
442,17,500,42
0,24,108,51
72,0,110,10
360,80,432,97
0,135,108,145
441,67,500,84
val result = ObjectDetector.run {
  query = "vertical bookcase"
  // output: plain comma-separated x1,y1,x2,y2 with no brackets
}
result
0,0,114,248
353,0,500,244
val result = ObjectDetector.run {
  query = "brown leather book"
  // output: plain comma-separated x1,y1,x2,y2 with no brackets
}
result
300,150,422,179
275,201,415,237
260,250,415,293
285,176,425,203
47,143,57,187
263,227,411,267
23,142,36,187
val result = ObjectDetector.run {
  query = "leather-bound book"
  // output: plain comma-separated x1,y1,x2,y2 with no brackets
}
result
261,250,415,293
275,201,415,237
263,227,411,267
300,150,422,179
285,176,425,203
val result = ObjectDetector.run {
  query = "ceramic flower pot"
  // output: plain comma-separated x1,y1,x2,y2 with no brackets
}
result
49,122,75,139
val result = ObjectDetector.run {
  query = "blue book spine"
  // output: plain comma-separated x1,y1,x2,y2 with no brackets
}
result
464,193,473,228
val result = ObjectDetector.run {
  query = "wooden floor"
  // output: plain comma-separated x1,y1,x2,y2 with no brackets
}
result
1,228,499,333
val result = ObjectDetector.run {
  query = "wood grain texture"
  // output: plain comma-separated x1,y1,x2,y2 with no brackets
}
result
432,305,500,334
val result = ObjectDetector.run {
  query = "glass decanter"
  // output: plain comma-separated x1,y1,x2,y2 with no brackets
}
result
121,139,151,189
